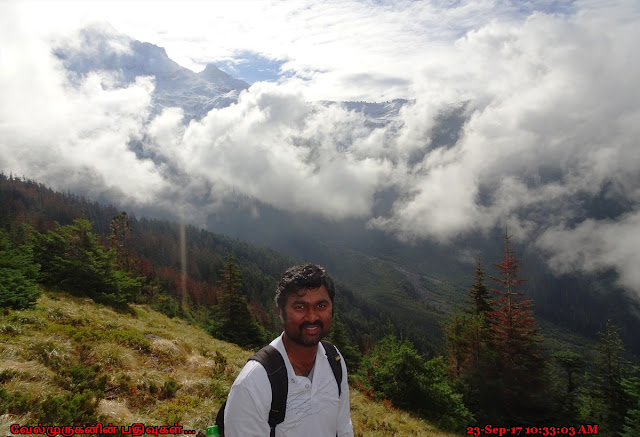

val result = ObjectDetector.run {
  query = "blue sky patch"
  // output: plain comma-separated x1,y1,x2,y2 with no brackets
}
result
216,51,287,83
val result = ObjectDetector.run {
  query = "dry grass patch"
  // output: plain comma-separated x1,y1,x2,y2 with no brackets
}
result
89,342,139,370
149,338,188,366
97,399,135,422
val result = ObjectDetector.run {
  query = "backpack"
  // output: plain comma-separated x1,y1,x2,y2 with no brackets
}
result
215,340,343,437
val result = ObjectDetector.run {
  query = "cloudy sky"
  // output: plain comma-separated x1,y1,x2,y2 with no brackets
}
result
2,0,640,297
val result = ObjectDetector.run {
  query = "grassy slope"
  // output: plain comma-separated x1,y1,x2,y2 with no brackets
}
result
0,292,459,437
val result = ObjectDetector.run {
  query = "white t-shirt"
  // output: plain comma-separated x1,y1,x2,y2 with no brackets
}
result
223,334,354,437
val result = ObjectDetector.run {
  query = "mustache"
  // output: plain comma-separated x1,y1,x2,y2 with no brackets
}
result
300,321,324,329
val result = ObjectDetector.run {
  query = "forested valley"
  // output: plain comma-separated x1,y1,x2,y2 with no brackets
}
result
2,173,639,435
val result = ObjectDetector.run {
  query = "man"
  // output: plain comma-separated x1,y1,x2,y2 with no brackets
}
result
223,264,354,436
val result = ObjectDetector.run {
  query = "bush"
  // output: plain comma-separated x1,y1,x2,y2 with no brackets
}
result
358,334,473,430
0,229,41,310
37,391,101,424
162,379,181,399
153,294,181,318
0,387,33,415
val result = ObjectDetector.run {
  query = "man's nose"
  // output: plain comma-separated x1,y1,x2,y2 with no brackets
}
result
305,306,320,322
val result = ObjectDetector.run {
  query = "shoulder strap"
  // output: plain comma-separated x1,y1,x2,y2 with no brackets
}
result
321,340,343,397
250,345,288,437
214,400,226,436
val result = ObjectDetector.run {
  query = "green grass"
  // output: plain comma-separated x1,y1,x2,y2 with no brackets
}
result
0,291,459,436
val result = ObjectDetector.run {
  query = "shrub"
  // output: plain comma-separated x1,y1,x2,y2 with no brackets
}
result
36,391,101,424
0,387,33,415
0,229,41,310
213,350,228,374
153,294,181,318
358,334,473,430
162,379,181,399
30,340,71,370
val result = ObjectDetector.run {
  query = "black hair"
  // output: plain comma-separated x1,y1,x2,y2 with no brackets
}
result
275,264,336,311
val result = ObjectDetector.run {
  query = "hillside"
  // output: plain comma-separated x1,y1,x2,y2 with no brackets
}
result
0,291,456,437
0,174,442,354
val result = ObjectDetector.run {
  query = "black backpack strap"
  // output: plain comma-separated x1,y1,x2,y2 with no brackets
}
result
321,340,343,397
214,400,227,436
250,345,288,437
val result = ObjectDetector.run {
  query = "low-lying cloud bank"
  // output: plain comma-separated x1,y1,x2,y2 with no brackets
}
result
1,2,639,299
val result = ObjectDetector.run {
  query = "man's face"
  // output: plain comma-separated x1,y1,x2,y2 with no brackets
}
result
281,285,333,347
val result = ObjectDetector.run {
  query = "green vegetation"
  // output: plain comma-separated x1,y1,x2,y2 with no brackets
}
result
31,218,143,309
0,228,40,310
208,255,267,349
355,334,473,431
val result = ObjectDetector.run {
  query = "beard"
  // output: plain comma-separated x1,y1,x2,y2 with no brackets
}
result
284,320,330,347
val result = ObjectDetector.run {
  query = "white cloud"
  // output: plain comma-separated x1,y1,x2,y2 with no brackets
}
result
146,82,393,220
369,4,640,245
0,5,167,203
2,0,640,297
537,212,640,300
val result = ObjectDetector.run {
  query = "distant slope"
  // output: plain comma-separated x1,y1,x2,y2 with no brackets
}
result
0,292,456,437
0,174,435,354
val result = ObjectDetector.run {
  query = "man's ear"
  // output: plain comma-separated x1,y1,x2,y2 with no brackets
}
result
279,308,285,324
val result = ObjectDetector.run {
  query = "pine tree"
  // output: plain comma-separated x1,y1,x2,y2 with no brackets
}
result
110,211,133,271
486,231,546,424
584,320,631,436
211,255,265,348
443,310,471,378
621,367,640,437
488,232,541,359
327,315,362,371
553,350,585,422
444,258,492,377
442,259,494,421
466,258,492,316
0,228,41,309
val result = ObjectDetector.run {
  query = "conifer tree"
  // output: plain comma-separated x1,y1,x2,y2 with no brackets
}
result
584,320,631,436
443,310,471,378
466,258,492,316
359,334,473,430
486,231,546,424
211,255,265,348
553,350,585,422
0,228,41,309
327,315,362,371
488,232,541,359
621,367,640,437
110,211,133,271
442,258,494,420
462,258,493,378
444,258,492,377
